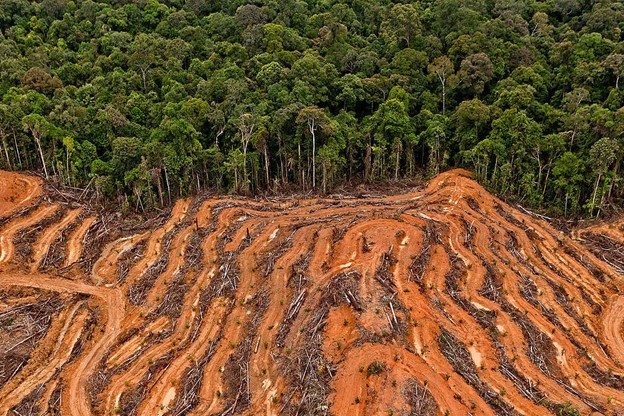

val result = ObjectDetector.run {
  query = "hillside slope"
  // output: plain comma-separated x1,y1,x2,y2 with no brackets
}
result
0,170,623,415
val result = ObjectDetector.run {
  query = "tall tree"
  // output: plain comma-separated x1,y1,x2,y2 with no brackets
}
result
428,56,455,115
22,114,54,179
296,106,332,189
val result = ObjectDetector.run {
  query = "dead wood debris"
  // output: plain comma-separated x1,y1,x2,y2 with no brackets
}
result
438,328,521,416
0,295,65,388
403,377,438,416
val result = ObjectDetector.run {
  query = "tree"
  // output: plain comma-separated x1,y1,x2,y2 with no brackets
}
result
128,33,164,91
552,152,584,215
458,53,494,96
22,114,54,178
452,98,490,151
371,94,416,180
380,3,421,48
22,67,63,92
233,112,258,193
588,137,619,216
418,112,449,176
296,107,332,189
428,56,455,115
604,54,624,89
0,104,19,169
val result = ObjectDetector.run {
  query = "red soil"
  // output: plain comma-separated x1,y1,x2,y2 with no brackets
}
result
1,169,624,416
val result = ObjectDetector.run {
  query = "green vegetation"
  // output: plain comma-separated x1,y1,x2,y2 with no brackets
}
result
366,361,387,377
0,0,623,216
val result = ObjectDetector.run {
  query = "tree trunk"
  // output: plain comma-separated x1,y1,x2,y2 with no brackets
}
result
442,79,446,115
394,143,400,181
364,137,372,182
13,130,22,168
591,173,602,216
33,134,49,179
156,169,164,206
164,166,172,204
66,148,71,186
0,134,11,169
542,162,552,198
607,158,621,202
322,159,327,194
311,125,316,189
264,144,270,188
242,143,248,192
298,142,303,188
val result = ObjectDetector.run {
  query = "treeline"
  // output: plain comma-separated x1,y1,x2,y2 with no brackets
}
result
0,0,623,216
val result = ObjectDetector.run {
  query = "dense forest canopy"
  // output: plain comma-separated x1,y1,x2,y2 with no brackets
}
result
0,0,623,216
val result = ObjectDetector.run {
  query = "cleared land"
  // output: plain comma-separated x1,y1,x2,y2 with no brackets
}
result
1,169,624,415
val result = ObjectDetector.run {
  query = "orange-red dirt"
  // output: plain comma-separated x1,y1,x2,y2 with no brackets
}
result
1,169,624,415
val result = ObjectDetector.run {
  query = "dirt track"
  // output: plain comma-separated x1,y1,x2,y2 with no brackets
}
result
1,169,624,415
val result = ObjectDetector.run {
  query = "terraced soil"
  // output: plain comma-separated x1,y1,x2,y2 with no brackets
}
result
1,169,624,415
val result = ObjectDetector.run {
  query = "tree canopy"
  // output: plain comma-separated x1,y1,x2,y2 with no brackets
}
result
0,0,623,216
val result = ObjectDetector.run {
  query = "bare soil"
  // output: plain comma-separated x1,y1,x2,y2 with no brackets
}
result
1,169,624,416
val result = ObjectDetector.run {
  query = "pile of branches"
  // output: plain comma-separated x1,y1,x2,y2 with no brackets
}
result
562,245,607,283
280,271,362,415
460,216,477,251
492,337,558,412
262,228,296,278
43,177,97,206
545,279,595,339
403,377,438,416
444,250,497,331
464,195,483,214
68,303,98,362
0,295,65,388
409,220,442,287
579,232,624,275
275,239,316,348
116,239,147,285
221,291,270,415
478,263,504,304
147,272,189,321
47,381,63,415
118,352,173,416
505,231,540,275
127,217,185,305
0,204,37,228
164,341,217,416
583,360,624,391
374,245,397,295
438,328,521,416
80,207,171,273
9,382,45,415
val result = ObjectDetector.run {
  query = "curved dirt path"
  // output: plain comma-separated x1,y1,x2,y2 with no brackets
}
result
0,171,41,217
64,215,96,266
30,208,82,270
0,204,59,265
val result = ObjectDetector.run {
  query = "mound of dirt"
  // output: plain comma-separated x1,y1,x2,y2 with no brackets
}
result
1,168,624,416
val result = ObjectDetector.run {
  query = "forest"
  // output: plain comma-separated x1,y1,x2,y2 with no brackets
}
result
0,0,623,216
